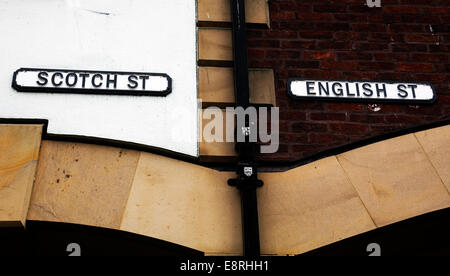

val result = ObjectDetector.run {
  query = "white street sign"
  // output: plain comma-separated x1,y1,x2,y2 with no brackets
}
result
0,0,198,156
288,79,436,103
13,68,171,96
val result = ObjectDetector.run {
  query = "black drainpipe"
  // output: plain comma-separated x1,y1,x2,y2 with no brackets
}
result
227,0,264,257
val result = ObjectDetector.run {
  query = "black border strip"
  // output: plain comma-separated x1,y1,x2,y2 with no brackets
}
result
0,118,448,172
0,118,203,166
198,60,234,67
257,119,450,172
12,68,172,97
287,78,437,104
45,133,200,164
0,118,49,139
197,21,269,29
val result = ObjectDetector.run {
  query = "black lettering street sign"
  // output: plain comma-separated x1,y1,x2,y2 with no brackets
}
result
288,79,436,104
12,68,172,96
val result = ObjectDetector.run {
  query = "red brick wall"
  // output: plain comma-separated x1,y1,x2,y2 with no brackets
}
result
248,0,450,162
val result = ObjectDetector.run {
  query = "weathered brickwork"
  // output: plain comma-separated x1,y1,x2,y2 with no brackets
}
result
248,0,450,161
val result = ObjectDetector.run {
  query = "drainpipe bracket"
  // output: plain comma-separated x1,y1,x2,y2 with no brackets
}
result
227,161,264,190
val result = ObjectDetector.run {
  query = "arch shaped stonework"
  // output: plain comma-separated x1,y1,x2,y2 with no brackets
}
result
1,124,448,255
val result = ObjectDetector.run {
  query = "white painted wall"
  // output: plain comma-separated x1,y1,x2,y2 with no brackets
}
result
0,0,198,156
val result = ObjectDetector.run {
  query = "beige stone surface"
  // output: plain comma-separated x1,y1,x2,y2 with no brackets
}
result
415,125,450,193
199,67,235,104
27,141,140,229
249,69,276,106
0,124,43,227
198,28,233,61
258,157,376,255
198,0,270,26
120,152,242,255
12,124,449,255
200,108,236,157
199,67,276,106
200,139,236,157
337,134,450,227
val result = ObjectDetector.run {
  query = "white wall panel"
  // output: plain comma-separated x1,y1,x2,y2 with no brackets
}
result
0,0,198,156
